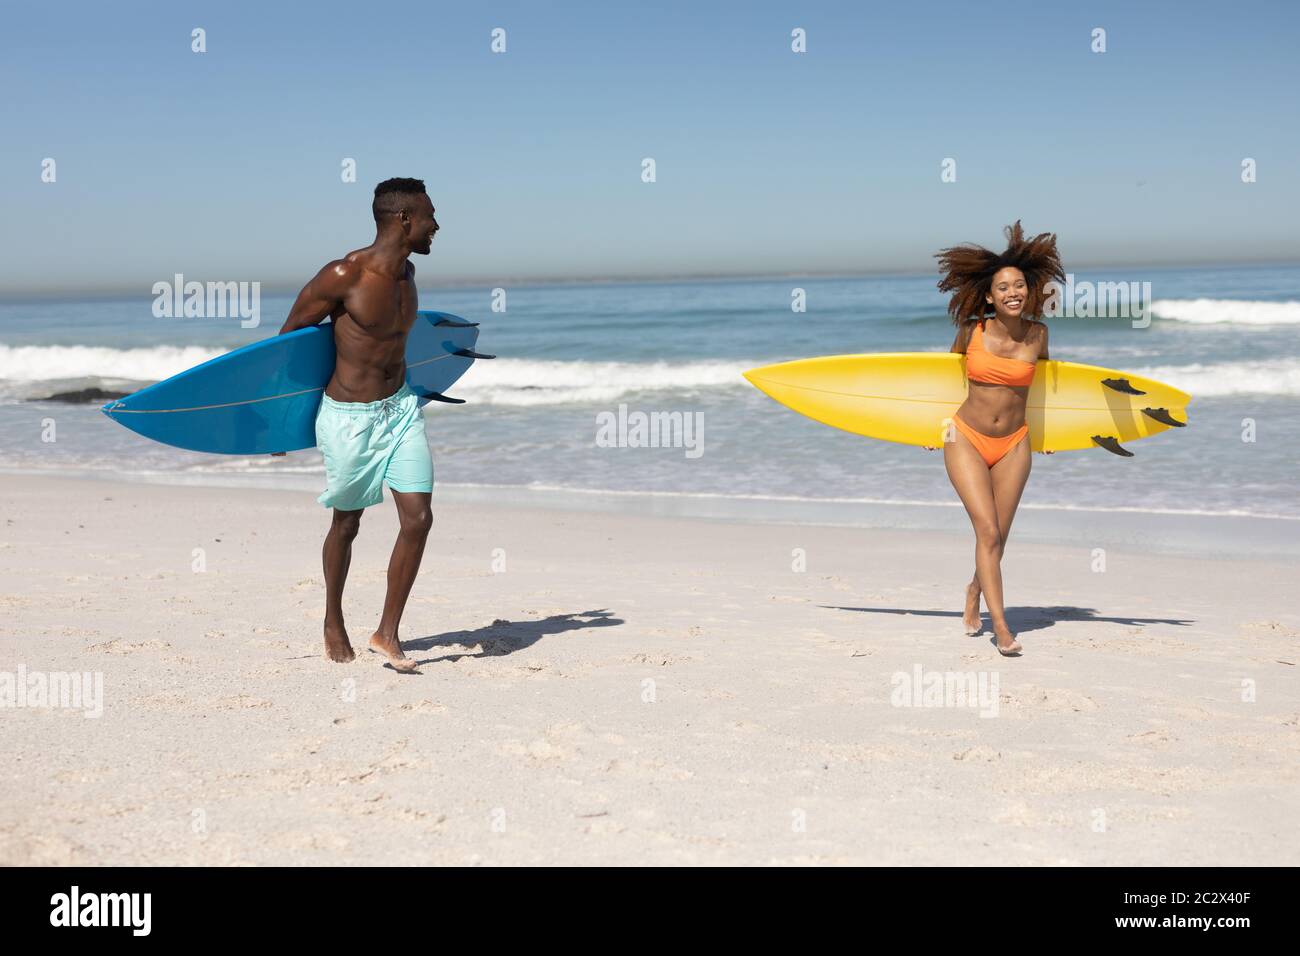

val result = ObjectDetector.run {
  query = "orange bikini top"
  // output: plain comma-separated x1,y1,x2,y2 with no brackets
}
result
965,320,1036,387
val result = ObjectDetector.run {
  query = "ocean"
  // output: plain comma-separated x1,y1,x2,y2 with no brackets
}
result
3,265,1299,528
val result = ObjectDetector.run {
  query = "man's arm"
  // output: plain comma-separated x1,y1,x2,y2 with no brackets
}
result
278,260,357,335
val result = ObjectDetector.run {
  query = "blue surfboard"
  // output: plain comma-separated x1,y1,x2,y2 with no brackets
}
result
102,311,491,454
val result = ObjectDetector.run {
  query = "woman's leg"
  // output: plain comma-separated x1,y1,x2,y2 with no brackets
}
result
968,435,1032,621
945,429,1022,653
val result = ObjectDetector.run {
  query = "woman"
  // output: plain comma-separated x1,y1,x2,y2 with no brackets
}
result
933,222,1065,656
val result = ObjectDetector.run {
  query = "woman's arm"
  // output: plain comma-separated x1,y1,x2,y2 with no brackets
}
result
927,321,973,451
1036,323,1053,453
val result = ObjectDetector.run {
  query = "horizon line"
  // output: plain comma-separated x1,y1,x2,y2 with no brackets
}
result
3,256,1299,302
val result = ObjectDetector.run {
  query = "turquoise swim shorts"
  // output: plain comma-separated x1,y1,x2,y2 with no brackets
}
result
315,383,433,511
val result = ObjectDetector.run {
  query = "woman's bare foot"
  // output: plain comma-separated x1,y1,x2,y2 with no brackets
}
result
993,624,1022,656
368,631,418,673
963,581,982,635
324,621,356,663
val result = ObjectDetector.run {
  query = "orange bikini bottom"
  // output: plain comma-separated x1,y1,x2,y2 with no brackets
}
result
952,414,1028,468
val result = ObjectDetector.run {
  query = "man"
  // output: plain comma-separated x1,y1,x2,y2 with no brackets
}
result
278,178,439,673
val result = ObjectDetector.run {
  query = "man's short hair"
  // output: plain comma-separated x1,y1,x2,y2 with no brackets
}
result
373,178,428,221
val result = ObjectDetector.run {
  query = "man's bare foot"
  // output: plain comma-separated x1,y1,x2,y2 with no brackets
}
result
368,631,418,673
993,625,1022,656
963,581,982,635
324,621,356,663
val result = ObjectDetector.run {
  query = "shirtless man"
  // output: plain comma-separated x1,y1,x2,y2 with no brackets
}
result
278,178,439,672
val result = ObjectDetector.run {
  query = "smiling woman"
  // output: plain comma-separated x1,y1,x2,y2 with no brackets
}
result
935,221,1066,656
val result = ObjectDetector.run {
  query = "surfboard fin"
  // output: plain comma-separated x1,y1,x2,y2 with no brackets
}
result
1101,377,1145,396
1141,407,1186,427
420,390,466,404
435,317,479,327
1091,435,1135,457
453,348,496,359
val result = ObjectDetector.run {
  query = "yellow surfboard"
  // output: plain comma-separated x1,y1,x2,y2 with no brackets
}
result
743,354,1192,455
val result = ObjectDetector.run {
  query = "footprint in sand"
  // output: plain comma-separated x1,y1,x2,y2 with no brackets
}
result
137,693,189,710
602,757,693,781
1127,729,1177,748
1243,620,1299,640
213,695,275,710
341,740,421,782
953,745,1002,762
397,700,448,715
504,722,597,764
629,652,693,666
804,630,871,657
1000,685,1098,714
87,639,171,655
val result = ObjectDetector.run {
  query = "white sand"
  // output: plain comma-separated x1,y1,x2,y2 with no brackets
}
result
0,474,1296,865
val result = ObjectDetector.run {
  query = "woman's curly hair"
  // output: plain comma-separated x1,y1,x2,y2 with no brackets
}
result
934,221,1065,325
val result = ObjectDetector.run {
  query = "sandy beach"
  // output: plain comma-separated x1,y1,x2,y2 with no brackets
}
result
0,473,1296,866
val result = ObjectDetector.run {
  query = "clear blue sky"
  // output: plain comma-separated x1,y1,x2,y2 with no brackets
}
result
2,0,1297,295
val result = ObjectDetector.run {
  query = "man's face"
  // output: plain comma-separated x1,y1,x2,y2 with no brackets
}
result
406,194,438,255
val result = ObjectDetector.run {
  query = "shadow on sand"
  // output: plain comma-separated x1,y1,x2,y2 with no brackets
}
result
404,608,624,665
820,604,1194,637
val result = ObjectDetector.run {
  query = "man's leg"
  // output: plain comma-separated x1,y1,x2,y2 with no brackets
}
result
323,507,363,662
368,490,432,672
